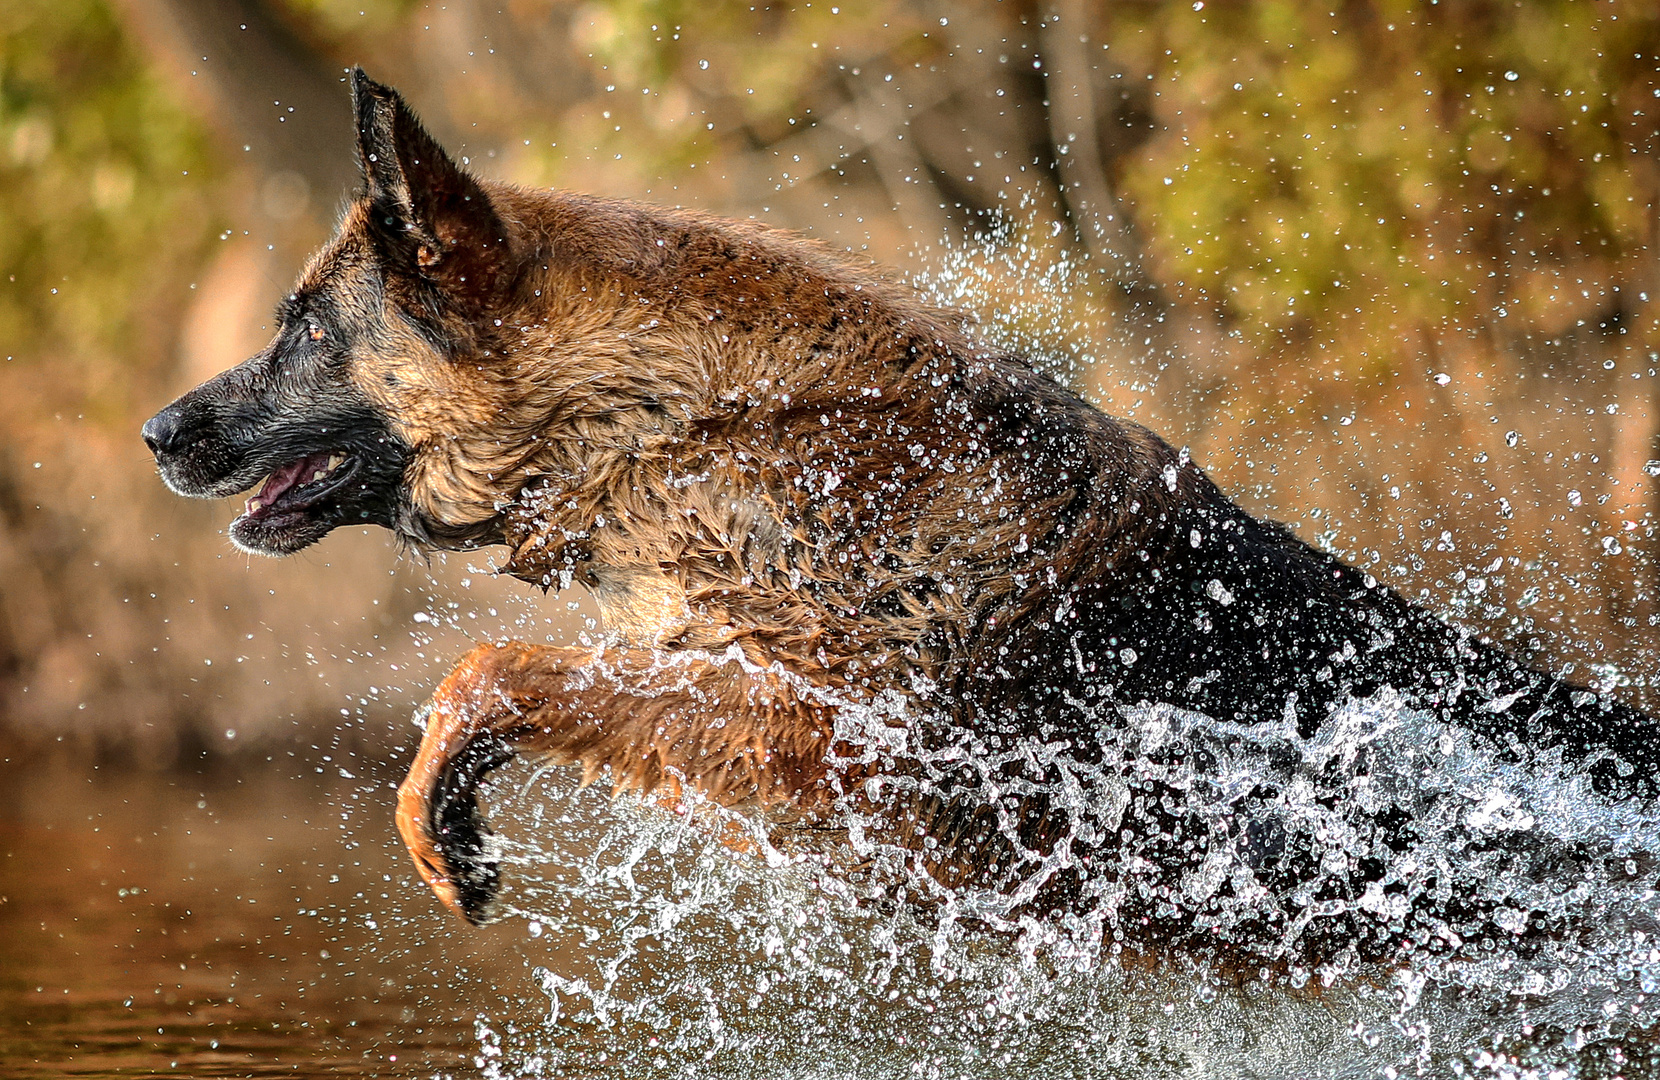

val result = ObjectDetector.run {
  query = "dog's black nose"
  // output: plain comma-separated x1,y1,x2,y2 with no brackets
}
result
141,405,195,457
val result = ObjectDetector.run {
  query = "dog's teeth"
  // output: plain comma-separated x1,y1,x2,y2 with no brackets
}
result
306,455,345,484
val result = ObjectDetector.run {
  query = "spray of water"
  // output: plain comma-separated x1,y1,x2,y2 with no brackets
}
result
332,225,1660,1079
393,669,1656,1079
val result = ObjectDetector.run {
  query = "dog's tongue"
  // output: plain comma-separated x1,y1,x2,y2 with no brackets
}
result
247,452,329,516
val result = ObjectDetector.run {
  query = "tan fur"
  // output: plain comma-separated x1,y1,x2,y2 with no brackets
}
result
396,640,847,913
146,78,1660,964
373,184,1190,919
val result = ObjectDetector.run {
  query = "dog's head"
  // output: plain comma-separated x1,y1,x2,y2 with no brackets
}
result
142,70,525,555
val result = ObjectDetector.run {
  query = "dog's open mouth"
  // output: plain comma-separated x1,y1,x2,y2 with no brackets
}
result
231,450,361,555
243,451,352,520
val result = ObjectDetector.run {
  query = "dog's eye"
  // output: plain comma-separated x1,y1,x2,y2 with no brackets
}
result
307,324,325,342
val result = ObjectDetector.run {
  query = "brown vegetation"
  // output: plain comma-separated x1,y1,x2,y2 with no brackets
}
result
4,1,1660,765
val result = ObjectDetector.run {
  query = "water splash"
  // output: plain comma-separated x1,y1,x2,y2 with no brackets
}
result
360,222,1660,1080
431,679,1660,1079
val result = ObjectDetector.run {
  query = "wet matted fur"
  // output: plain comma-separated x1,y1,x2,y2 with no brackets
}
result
146,72,1659,966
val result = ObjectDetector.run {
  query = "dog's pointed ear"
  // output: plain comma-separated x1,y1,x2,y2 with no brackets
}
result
350,69,510,292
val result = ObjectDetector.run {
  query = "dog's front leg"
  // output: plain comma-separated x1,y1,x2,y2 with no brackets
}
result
396,641,841,923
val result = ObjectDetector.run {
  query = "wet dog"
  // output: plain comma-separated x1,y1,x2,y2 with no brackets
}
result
145,71,1658,966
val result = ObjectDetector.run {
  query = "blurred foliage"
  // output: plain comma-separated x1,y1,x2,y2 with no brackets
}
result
0,0,220,424
284,0,421,36
555,0,919,169
1117,0,1660,367
3,0,1660,752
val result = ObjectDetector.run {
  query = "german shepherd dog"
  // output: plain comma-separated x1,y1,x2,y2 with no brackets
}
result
145,71,1658,967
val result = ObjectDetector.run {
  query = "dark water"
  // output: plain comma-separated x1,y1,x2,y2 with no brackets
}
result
0,752,563,1079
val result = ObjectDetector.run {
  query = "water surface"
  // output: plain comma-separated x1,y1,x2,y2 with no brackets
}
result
0,753,543,1078
6,695,1660,1080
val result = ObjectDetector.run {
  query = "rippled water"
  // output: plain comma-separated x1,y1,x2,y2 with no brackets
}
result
0,753,527,1079
6,684,1660,1079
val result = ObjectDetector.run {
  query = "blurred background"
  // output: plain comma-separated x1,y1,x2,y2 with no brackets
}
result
3,0,1660,765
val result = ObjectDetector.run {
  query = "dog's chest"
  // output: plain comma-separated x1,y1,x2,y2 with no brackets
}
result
584,564,692,645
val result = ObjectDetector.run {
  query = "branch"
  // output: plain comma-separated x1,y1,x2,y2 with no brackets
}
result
111,0,355,228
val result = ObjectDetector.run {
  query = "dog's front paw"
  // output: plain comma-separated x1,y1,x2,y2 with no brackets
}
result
397,735,516,924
